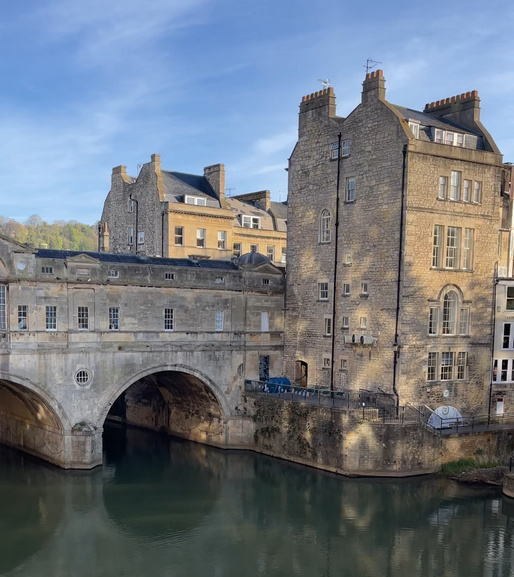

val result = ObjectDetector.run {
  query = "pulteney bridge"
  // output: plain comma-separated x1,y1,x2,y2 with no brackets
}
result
0,237,284,468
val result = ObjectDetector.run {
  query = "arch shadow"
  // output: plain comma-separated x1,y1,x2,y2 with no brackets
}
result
96,363,231,430
0,371,71,431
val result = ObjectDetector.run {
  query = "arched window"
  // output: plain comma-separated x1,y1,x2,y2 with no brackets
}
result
442,291,457,335
320,209,331,243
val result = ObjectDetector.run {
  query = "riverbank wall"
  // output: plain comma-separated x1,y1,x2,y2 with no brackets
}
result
250,398,514,476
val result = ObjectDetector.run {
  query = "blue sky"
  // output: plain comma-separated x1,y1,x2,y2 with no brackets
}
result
0,0,513,224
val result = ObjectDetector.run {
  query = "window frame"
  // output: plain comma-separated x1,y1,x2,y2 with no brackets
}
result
324,316,332,336
318,282,329,301
215,310,224,332
345,177,356,203
164,308,174,332
78,307,89,331
18,305,28,331
174,226,184,246
242,215,260,229
196,228,206,248
218,230,227,250
109,307,119,331
233,242,242,258
46,305,57,331
320,209,331,243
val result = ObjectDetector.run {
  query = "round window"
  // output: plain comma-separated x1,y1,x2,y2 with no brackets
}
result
75,369,91,386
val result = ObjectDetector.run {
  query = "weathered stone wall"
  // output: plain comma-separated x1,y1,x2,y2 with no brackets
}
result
251,397,514,476
284,71,504,416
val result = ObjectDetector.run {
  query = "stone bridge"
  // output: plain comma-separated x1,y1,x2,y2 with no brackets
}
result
0,237,285,468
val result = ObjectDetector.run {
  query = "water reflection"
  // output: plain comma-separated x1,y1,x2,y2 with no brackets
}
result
0,425,513,577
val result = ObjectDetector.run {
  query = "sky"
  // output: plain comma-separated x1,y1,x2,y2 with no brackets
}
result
0,0,513,225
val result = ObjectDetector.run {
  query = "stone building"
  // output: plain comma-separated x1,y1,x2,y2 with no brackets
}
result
99,156,287,266
0,235,284,467
284,70,507,415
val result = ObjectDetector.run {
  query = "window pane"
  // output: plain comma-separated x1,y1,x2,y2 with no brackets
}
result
164,308,174,331
440,352,454,380
446,227,460,269
0,286,6,331
442,291,457,334
18,305,27,331
428,306,439,335
432,225,442,267
109,307,119,331
78,307,89,330
46,306,56,330
320,210,331,243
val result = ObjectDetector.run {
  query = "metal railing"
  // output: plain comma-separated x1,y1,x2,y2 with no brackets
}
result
244,380,415,422
427,413,514,435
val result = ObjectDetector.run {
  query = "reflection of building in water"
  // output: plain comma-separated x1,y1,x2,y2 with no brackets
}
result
1,433,513,577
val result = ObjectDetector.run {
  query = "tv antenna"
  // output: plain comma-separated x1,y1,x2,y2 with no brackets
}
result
364,59,382,74
226,187,236,197
318,79,331,89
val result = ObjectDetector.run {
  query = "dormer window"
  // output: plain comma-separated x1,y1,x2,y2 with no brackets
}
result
408,121,419,138
433,128,466,147
185,195,206,206
242,215,260,229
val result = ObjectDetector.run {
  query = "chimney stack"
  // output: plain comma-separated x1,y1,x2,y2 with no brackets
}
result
362,69,385,105
204,164,226,208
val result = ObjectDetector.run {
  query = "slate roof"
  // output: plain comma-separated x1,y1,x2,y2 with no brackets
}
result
161,170,219,203
393,105,481,136
35,249,238,270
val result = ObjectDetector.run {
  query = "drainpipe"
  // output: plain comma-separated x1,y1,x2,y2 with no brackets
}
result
392,145,408,411
130,194,139,255
330,133,342,395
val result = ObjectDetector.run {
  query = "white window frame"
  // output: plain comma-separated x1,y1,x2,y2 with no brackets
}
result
281,247,286,264
445,227,461,269
250,244,259,253
41,266,54,275
438,176,448,200
0,286,6,331
473,181,482,203
164,308,174,331
462,229,474,270
507,287,514,311
463,179,472,202
261,311,269,332
233,243,242,257
165,272,175,281
360,282,368,295
343,283,350,296
109,307,119,331
218,230,227,250
196,228,206,248
342,316,349,329
330,142,339,160
108,270,119,279
408,121,419,138
320,209,331,243
137,231,145,245
346,177,356,203
318,282,329,301
442,291,458,335
46,305,56,331
174,226,184,246
450,171,461,201
242,215,260,229
360,317,367,329
428,306,439,335
267,245,275,261
185,195,206,206
18,305,28,331
215,310,224,332
427,352,438,381
78,307,89,331
322,356,331,369
324,316,332,336
128,227,134,246
342,139,351,157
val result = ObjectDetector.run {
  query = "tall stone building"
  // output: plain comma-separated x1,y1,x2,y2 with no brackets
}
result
99,156,287,266
284,70,507,415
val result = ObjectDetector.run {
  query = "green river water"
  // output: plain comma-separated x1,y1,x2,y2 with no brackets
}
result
0,424,513,577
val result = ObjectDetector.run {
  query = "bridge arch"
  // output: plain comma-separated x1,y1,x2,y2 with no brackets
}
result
97,364,233,448
0,371,72,466
98,363,231,428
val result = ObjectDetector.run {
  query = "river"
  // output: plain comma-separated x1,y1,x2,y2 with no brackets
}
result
0,424,513,577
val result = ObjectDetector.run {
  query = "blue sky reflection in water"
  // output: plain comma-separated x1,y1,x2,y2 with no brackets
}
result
0,425,512,577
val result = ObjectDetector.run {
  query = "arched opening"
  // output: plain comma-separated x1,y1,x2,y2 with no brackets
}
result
0,378,68,466
103,369,227,447
295,360,308,387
